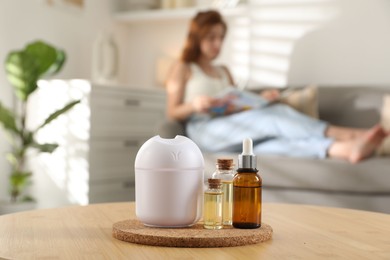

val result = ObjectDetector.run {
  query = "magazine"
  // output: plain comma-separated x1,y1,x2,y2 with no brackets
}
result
209,87,270,116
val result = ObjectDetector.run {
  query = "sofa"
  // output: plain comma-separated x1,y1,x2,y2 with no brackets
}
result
157,86,390,213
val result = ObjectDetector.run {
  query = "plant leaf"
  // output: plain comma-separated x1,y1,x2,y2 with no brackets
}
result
21,195,35,202
23,131,34,147
45,49,66,76
5,51,39,101
5,41,67,101
10,171,32,189
25,41,59,77
31,142,58,153
5,153,18,167
0,102,20,134
37,100,80,130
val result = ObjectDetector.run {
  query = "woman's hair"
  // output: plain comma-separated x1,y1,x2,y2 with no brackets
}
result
181,10,227,63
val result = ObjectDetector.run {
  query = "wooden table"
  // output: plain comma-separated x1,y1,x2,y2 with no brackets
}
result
0,202,389,259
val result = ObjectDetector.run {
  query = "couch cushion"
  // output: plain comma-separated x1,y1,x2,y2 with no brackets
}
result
281,84,319,118
204,153,390,193
318,86,390,128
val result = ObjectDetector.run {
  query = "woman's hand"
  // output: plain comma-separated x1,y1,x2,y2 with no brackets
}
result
192,95,217,113
260,89,281,102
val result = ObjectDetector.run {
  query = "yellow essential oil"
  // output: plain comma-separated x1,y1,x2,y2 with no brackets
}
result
203,179,223,230
222,180,233,225
212,159,235,226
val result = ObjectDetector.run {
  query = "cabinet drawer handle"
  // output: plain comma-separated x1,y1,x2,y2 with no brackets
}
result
124,99,140,106
122,181,135,189
124,140,138,147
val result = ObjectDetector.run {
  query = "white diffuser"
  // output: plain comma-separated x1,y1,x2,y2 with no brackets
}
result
135,135,204,227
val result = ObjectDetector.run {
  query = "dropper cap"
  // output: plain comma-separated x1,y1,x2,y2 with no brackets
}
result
238,138,257,169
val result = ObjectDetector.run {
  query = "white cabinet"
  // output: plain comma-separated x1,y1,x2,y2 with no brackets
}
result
88,85,166,203
29,80,166,207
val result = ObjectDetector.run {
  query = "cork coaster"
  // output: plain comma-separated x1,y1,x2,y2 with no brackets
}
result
112,219,273,248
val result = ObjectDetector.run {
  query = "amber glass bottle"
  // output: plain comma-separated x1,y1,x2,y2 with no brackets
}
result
233,138,262,229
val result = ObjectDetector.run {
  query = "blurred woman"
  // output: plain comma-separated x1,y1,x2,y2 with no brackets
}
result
166,10,387,163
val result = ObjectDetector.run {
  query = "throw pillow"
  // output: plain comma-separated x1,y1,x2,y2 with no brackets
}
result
377,95,390,155
280,84,319,118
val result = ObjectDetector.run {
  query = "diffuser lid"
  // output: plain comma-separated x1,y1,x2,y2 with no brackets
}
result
135,135,204,170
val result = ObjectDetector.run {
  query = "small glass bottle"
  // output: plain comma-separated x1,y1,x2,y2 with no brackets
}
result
203,178,223,230
212,159,235,226
233,138,262,229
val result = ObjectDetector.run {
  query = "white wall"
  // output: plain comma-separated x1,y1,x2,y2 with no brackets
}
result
119,20,188,88
288,0,390,86
0,0,124,203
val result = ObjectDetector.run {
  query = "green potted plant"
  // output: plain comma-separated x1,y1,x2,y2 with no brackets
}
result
0,40,80,214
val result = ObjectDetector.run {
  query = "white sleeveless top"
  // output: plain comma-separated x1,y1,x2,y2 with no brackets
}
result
184,63,230,103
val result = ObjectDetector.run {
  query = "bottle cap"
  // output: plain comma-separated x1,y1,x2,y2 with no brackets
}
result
238,138,257,169
216,158,234,170
208,178,222,189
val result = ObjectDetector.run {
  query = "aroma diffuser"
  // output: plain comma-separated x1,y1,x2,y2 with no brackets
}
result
135,135,204,227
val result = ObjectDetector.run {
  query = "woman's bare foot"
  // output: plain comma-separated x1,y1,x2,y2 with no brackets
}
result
327,140,354,160
326,125,367,141
348,124,387,163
